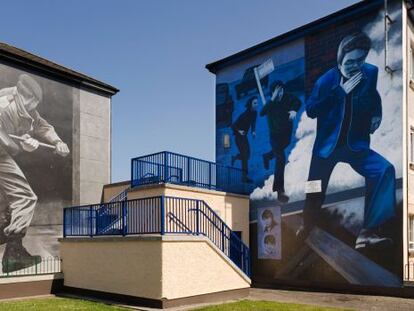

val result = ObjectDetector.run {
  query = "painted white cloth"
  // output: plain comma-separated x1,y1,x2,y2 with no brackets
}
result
1,153,37,236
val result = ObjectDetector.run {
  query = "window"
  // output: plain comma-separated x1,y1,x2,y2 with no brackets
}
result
411,127,414,167
410,46,414,82
223,134,230,149
410,215,414,252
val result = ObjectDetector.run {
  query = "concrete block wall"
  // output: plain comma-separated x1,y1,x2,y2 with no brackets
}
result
77,88,111,205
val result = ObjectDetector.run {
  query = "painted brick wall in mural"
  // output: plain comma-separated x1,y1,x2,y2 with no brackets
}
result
0,64,73,275
216,2,403,287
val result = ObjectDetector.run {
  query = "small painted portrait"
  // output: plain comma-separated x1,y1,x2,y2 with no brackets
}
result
263,234,277,255
261,209,278,233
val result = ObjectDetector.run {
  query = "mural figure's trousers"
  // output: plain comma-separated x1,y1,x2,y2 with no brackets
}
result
303,146,396,231
269,134,289,193
233,131,250,177
0,153,37,237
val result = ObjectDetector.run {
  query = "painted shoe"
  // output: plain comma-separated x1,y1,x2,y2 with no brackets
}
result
277,191,289,204
2,238,41,273
355,229,393,250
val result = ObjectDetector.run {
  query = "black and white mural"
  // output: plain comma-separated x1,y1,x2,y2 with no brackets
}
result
0,65,73,274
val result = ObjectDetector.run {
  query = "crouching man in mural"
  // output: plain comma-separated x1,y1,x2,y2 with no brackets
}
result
0,74,69,273
300,32,396,250
260,81,301,203
231,96,258,183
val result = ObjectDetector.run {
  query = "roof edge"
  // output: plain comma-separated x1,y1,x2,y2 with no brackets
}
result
205,0,384,74
0,43,119,96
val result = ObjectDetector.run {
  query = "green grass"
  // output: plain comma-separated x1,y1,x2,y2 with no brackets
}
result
0,297,352,311
0,297,128,310
192,300,352,311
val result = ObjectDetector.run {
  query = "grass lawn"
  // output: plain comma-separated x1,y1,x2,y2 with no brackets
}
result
0,297,352,310
192,300,352,311
0,297,128,311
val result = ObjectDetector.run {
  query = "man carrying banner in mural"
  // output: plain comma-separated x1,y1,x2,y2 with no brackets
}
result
231,96,258,183
260,81,301,203
300,32,396,250
0,74,70,273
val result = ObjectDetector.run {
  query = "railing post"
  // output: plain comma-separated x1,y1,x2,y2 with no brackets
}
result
187,157,191,186
196,201,200,235
221,222,225,253
95,208,98,236
160,196,165,235
89,206,93,237
208,163,211,190
121,202,127,236
131,158,134,188
164,152,168,183
63,209,66,238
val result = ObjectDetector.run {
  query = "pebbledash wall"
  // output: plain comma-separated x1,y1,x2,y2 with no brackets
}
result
0,43,118,278
207,0,413,290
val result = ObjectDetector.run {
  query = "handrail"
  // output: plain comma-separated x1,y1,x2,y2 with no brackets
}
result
63,196,251,277
167,212,192,233
190,205,247,249
130,151,252,195
108,188,128,203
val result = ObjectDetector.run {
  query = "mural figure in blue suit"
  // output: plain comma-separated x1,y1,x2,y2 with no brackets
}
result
300,32,396,250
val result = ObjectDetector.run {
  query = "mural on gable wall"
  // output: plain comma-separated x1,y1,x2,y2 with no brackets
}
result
0,64,73,275
215,1,403,287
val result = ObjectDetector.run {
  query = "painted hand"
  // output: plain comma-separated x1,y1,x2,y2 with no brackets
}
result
288,111,297,121
340,72,362,94
370,116,381,134
20,134,39,152
238,130,245,136
55,141,70,157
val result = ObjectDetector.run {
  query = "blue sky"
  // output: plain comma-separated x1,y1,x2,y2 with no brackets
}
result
0,0,358,182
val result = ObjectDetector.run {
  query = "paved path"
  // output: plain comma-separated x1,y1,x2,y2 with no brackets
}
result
248,288,414,311
58,288,414,310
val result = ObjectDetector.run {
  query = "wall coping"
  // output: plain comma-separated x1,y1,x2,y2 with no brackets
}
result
128,182,250,200
0,273,63,284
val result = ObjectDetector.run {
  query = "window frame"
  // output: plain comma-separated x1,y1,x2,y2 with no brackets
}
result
409,215,414,252
410,126,414,170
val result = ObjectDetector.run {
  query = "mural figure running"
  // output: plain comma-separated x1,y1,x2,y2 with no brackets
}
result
298,32,396,250
0,74,70,273
231,96,258,183
260,81,301,203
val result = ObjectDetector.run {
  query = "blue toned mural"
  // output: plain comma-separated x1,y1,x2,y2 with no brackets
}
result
215,1,403,288
216,52,306,198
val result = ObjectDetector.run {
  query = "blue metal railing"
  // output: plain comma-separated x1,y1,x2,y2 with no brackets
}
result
130,151,252,195
63,196,250,277
108,188,128,202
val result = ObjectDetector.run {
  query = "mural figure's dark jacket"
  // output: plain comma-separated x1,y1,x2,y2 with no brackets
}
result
306,63,382,158
231,109,257,134
260,92,301,139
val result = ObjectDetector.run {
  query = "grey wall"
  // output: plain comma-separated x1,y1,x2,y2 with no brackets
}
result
78,88,111,205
